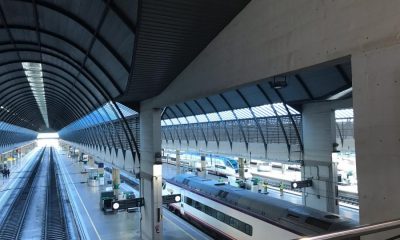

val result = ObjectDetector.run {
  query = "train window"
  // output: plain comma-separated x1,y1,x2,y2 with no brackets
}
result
185,197,192,206
305,217,332,230
238,221,245,232
205,206,212,216
245,224,253,235
217,211,225,221
186,196,253,236
194,201,202,210
217,190,229,198
324,215,339,219
224,215,231,225
229,218,234,227
287,214,300,220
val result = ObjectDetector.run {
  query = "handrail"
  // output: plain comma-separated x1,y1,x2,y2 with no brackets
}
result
298,218,400,240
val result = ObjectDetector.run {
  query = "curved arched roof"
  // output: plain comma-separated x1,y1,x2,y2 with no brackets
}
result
0,0,251,133
0,0,137,131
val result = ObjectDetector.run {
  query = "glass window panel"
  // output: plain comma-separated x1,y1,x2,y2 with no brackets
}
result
273,103,288,115
170,118,180,125
233,108,252,119
251,104,275,117
177,117,188,124
196,114,208,123
219,111,236,120
163,119,173,126
206,112,221,122
186,116,197,123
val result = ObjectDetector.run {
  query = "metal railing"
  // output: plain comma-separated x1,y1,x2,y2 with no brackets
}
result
298,218,400,240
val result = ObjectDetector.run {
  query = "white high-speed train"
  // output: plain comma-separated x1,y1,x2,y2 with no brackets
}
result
163,151,252,179
163,174,358,240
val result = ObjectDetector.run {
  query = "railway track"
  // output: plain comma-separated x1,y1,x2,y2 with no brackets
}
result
0,148,45,239
252,173,359,205
0,147,70,240
43,148,69,240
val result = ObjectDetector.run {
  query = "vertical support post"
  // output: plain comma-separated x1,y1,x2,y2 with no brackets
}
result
302,102,338,213
112,168,120,197
88,155,94,167
238,157,245,179
200,154,206,178
352,47,400,239
176,149,181,175
140,107,163,240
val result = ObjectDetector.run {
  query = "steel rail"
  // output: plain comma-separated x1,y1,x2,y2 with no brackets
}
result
43,147,68,240
0,148,45,239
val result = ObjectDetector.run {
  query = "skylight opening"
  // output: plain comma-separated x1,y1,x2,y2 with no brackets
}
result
219,110,236,121
161,103,301,126
22,62,49,128
177,117,188,124
195,114,208,123
206,112,221,122
335,108,354,122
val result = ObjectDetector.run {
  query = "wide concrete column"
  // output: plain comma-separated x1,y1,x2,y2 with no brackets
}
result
140,107,163,240
353,46,400,239
302,102,338,213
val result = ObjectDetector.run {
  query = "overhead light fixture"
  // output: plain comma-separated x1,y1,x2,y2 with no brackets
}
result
271,75,288,89
22,62,49,128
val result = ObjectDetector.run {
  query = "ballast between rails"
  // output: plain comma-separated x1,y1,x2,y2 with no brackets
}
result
0,147,74,240
0,148,45,239
44,147,69,240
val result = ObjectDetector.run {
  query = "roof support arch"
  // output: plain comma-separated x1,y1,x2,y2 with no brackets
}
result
219,94,248,151
193,100,220,148
256,84,291,159
235,89,268,155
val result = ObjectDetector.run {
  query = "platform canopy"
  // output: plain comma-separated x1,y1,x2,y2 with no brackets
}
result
162,58,352,122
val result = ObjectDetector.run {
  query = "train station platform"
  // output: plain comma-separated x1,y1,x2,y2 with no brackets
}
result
0,147,40,213
55,148,212,240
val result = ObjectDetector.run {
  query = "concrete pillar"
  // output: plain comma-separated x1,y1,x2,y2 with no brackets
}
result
112,168,120,197
352,46,400,239
176,149,181,175
302,102,338,213
140,107,163,240
200,154,207,178
88,155,94,167
238,157,245,179
281,164,286,174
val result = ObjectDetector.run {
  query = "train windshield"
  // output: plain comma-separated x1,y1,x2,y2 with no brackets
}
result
225,159,238,169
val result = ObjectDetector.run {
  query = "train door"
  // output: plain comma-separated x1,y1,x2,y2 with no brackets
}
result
179,189,185,215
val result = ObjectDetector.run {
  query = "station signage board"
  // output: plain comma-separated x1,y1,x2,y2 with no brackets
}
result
290,180,313,189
